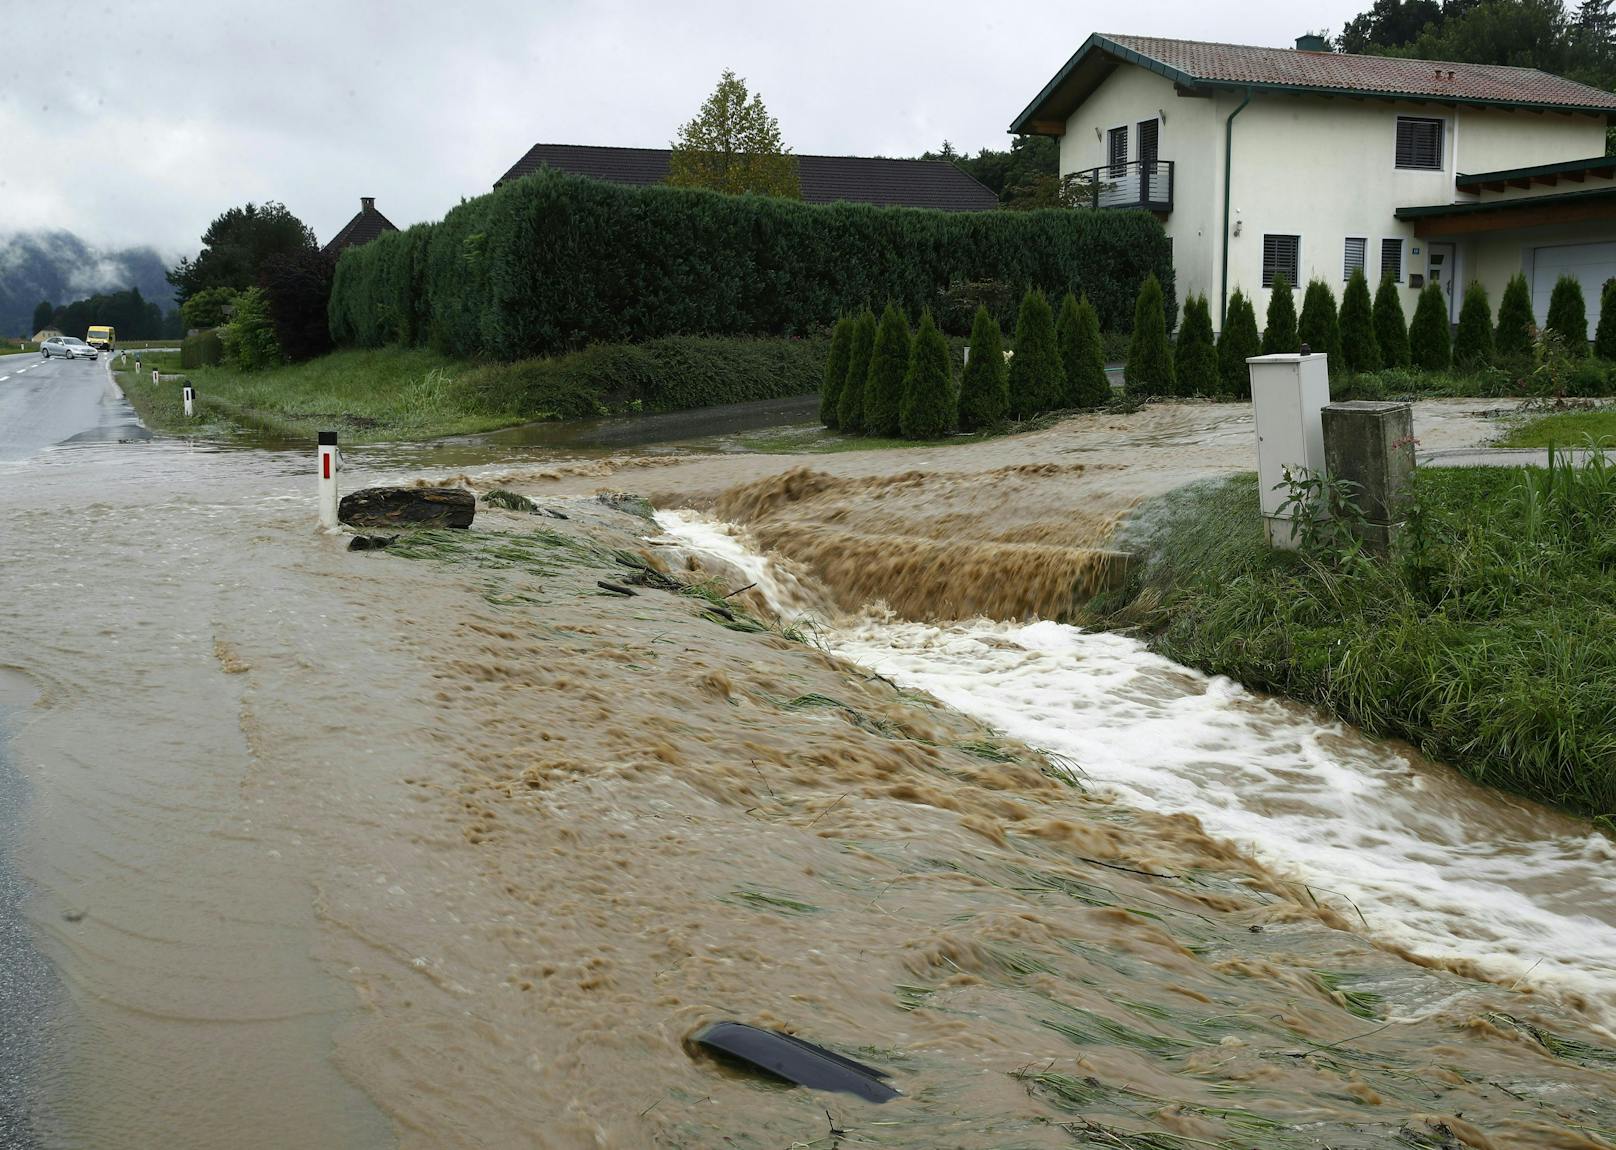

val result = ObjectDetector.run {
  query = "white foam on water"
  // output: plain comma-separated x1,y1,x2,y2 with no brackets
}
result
656,509,1616,1030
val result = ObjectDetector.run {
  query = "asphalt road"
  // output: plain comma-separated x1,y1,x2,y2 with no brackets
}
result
0,351,150,463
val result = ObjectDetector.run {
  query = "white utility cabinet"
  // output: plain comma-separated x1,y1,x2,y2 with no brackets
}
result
1246,352,1330,549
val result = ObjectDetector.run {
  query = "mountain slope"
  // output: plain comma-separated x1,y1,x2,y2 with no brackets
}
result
0,232,177,336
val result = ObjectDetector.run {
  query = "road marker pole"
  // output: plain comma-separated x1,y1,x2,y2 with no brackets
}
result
317,431,339,530
182,383,195,418
152,369,159,385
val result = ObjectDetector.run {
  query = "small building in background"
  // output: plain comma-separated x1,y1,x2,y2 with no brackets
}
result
321,197,399,259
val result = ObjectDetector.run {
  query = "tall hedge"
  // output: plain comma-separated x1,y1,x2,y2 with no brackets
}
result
1409,283,1451,370
863,303,912,436
1495,273,1535,362
1126,273,1175,397
900,310,956,439
329,169,1176,360
1454,281,1494,368
1373,275,1411,368
1596,279,1616,360
1297,279,1341,366
1174,293,1219,396
1338,269,1379,374
1547,275,1589,356
836,309,878,433
1218,289,1261,398
1009,289,1064,418
1065,293,1110,407
958,306,1009,430
1261,274,1298,354
819,315,854,427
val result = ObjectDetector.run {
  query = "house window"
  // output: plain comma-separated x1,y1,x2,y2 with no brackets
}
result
1137,119,1159,168
1108,126,1128,175
1395,117,1443,170
1381,237,1404,283
1263,234,1301,288
1344,237,1366,281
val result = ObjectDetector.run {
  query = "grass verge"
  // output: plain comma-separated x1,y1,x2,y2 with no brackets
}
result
1085,458,1616,820
1498,407,1616,449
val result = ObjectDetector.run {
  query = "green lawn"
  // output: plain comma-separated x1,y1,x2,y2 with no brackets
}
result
1497,407,1616,449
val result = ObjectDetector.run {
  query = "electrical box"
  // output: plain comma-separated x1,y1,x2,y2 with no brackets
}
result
1246,352,1330,549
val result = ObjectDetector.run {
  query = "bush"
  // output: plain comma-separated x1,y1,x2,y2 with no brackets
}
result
328,169,1176,360
957,306,1009,430
259,248,335,362
1297,279,1341,367
1063,293,1109,407
820,316,854,428
900,310,956,439
1125,273,1175,397
1338,269,1379,374
180,329,223,369
1174,293,1219,396
1408,282,1451,370
836,309,878,433
1547,275,1589,356
219,287,283,371
1454,281,1494,368
1261,274,1298,354
936,279,1014,337
1217,289,1261,397
1373,274,1411,368
180,286,238,332
863,303,911,436
1596,279,1616,361
1495,273,1535,362
1009,289,1064,417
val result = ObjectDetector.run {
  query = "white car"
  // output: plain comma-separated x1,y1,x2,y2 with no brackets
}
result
41,336,99,360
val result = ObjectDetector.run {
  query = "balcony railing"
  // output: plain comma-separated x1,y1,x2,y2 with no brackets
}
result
1068,159,1174,213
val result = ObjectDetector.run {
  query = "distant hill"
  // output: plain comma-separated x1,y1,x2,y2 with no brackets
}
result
0,231,177,336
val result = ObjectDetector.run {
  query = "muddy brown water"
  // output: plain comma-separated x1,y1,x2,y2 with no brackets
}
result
2,399,1614,1148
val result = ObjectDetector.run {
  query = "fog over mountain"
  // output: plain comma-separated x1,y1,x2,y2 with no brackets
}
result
0,232,177,336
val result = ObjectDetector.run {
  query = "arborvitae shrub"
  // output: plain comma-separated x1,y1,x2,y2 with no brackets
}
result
1174,293,1219,396
1494,273,1534,362
900,309,956,439
1054,292,1084,407
1408,282,1451,370
1297,279,1341,368
1547,275,1589,356
1217,289,1261,397
958,306,1009,430
1337,269,1379,374
1125,273,1175,396
1068,293,1110,406
1373,274,1411,368
836,309,877,433
863,303,912,436
820,315,853,427
1596,279,1616,361
1453,281,1494,367
1008,288,1064,418
1261,274,1298,354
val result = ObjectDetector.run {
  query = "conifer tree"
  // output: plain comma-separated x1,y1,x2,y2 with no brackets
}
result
819,315,853,428
1373,274,1411,368
836,308,877,434
1408,282,1451,370
1054,291,1084,407
957,306,1009,431
1453,281,1495,368
1547,275,1589,356
1174,293,1219,396
900,309,956,439
1337,268,1380,374
1217,289,1261,397
1067,293,1111,407
862,302,911,436
1261,274,1298,354
1008,288,1064,418
1297,279,1342,367
1596,279,1616,360
1125,273,1175,397
1494,273,1534,363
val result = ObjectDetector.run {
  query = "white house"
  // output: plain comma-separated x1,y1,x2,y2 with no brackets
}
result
1011,33,1616,333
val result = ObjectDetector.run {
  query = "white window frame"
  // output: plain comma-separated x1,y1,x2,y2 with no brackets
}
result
1262,233,1301,289
1381,237,1404,284
1343,236,1367,282
1394,116,1444,171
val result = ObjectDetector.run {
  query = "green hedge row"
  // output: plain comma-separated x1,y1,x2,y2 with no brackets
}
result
329,170,1175,360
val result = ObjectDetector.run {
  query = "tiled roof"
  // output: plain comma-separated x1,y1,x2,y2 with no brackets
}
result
495,144,999,211
1013,33,1616,132
321,198,398,258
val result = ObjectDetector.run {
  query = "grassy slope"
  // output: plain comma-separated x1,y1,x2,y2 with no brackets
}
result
1087,463,1616,820
1499,408,1616,448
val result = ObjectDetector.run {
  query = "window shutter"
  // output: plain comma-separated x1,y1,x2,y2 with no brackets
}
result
1108,126,1128,173
1262,234,1300,288
1381,238,1403,283
1395,118,1442,170
1344,237,1366,281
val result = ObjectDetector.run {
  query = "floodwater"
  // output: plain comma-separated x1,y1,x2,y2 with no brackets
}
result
4,377,1616,1147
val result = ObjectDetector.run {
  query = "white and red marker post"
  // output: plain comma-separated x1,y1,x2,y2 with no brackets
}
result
182,382,195,418
317,430,339,529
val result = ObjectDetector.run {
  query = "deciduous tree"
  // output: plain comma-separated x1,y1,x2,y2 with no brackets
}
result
667,70,801,198
167,201,317,302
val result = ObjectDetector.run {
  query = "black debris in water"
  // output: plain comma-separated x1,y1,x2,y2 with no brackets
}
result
692,1021,899,1103
596,580,637,597
348,534,399,552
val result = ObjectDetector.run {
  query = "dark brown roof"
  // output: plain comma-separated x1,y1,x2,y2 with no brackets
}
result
495,144,999,211
321,197,398,258
1013,33,1616,133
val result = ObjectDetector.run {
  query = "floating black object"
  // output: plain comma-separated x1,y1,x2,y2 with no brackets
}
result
692,1022,898,1103
348,534,398,551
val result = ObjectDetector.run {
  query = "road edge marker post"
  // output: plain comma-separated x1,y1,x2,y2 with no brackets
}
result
318,431,339,530
182,382,195,418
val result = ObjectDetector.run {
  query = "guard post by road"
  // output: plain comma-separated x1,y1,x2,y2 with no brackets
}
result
182,382,195,418
317,431,339,530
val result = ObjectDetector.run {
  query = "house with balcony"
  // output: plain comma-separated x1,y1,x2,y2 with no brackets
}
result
1012,33,1616,334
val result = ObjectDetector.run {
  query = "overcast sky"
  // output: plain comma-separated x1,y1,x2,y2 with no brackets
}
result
2,0,1370,258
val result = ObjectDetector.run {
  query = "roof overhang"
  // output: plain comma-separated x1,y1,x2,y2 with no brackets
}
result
1395,185,1616,237
1456,155,1616,194
1010,33,1616,137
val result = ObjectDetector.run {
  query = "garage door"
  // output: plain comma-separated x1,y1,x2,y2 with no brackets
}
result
1532,242,1616,325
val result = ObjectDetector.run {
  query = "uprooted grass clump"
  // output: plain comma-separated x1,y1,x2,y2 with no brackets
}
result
1086,451,1616,819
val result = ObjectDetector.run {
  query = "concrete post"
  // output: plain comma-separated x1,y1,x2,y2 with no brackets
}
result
1246,352,1330,550
1322,401,1415,554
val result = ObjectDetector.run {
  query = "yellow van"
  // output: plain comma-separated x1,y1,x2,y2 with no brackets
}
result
86,326,116,350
